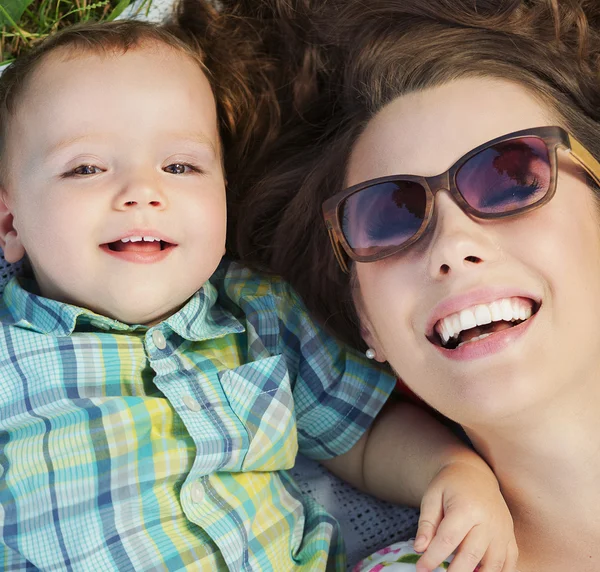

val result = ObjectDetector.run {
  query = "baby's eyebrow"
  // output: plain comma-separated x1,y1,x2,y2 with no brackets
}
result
42,132,220,163
44,134,96,159
169,133,220,160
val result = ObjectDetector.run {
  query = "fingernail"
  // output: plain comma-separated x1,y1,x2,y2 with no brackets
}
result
414,535,427,550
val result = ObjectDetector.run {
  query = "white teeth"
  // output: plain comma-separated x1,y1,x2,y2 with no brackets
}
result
435,296,535,346
456,332,493,348
459,309,477,331
474,304,492,325
501,299,513,321
490,301,503,322
119,235,159,243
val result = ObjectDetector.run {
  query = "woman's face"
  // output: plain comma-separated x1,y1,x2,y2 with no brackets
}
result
350,77,600,426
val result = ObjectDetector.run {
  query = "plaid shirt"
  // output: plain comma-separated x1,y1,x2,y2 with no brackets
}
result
0,261,395,571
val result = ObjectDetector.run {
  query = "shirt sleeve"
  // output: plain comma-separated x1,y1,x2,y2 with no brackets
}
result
271,279,396,460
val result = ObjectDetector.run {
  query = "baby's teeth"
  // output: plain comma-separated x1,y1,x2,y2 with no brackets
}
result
459,309,477,331
119,236,159,243
474,304,492,325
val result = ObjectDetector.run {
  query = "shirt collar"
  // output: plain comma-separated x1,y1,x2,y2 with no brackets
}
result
3,277,244,340
164,280,244,341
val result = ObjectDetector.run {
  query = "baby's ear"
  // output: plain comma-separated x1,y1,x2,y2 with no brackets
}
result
0,189,25,263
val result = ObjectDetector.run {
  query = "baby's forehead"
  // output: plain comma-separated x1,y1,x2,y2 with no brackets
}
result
32,39,207,85
1,40,222,174
12,41,215,131
9,34,210,117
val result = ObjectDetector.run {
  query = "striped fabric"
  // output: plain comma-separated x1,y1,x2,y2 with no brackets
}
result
0,260,395,571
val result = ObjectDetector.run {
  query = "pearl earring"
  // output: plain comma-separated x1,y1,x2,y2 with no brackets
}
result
365,348,376,360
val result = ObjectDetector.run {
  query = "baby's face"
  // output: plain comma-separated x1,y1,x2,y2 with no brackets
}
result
0,42,226,324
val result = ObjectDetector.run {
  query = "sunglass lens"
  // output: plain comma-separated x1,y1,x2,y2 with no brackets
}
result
340,180,427,256
456,137,551,214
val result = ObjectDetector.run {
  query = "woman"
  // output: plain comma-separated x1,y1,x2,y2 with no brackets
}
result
235,0,600,569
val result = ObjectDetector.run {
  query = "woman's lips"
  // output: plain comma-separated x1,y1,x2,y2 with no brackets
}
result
429,305,539,361
433,296,537,348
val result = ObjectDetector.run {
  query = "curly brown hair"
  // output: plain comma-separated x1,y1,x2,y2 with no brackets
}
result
235,0,600,350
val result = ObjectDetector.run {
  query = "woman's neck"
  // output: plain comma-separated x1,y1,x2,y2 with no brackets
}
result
466,382,600,570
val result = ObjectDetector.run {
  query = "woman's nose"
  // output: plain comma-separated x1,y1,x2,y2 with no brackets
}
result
426,191,499,279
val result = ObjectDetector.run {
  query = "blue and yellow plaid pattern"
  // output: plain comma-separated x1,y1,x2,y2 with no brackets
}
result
0,260,395,571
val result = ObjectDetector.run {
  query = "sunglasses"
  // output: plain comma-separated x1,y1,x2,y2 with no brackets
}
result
323,126,600,273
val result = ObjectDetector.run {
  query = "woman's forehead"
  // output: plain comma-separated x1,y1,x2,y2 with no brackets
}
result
346,77,556,185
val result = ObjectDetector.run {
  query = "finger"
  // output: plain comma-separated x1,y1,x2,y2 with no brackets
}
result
415,492,445,553
415,515,473,572
476,534,518,572
499,539,519,572
445,526,490,572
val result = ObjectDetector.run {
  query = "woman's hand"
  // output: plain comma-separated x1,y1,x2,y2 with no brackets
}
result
414,460,518,572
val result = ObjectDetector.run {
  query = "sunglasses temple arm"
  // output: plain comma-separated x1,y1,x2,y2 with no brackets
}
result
326,227,350,273
568,136,600,187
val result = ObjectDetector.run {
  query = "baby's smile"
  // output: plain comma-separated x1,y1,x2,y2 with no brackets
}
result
100,232,177,264
107,235,173,253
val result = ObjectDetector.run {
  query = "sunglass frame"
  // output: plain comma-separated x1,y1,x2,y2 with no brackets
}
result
323,125,600,273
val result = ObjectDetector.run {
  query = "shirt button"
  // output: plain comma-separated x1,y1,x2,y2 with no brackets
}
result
191,482,204,503
182,395,201,412
152,329,167,350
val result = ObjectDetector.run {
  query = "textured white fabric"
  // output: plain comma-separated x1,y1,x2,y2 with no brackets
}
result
291,455,419,567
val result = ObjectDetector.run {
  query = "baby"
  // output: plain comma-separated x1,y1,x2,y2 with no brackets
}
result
0,16,516,572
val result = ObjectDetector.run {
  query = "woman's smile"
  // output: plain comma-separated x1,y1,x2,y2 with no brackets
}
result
427,291,540,355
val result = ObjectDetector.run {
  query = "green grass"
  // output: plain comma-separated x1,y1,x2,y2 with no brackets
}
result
0,0,153,65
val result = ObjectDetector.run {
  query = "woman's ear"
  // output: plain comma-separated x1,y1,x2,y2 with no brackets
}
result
353,280,388,363
0,190,25,263
360,321,388,363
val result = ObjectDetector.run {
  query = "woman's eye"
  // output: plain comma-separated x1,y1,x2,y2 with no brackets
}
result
67,165,102,176
164,163,197,175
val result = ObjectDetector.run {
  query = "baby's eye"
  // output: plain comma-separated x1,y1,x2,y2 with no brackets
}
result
65,165,102,176
164,163,198,175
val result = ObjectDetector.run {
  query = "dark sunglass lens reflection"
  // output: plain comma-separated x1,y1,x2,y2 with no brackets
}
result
341,180,427,255
456,137,551,214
